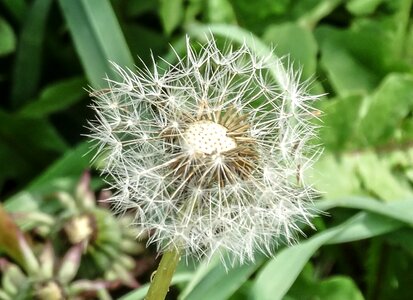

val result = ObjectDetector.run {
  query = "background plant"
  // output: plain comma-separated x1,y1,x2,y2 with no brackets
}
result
1,0,413,299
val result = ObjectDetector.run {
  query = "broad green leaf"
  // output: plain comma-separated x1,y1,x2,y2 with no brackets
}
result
311,154,362,199
313,151,413,201
347,0,412,64
207,0,237,24
283,263,364,300
0,17,16,56
288,270,364,300
252,209,405,300
262,23,318,79
358,73,413,146
18,77,87,118
285,264,318,299
58,0,134,88
316,0,412,95
316,26,380,95
387,0,413,58
386,148,413,170
346,0,385,15
356,152,413,201
228,0,290,34
296,0,342,29
315,276,364,300
159,0,183,35
10,0,52,107
316,94,363,151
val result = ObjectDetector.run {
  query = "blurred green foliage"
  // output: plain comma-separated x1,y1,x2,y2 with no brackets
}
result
1,0,413,299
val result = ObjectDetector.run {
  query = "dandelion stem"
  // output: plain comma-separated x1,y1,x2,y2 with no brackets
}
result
146,249,181,300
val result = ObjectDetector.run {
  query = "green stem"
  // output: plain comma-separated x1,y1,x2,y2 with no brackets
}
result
146,249,181,300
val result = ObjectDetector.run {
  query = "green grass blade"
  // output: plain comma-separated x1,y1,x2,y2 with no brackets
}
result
0,17,16,56
252,209,406,300
0,109,68,165
27,141,93,190
182,255,265,300
58,0,134,88
0,0,26,22
317,197,413,226
179,255,222,299
4,142,94,212
18,76,87,117
10,0,52,107
252,228,339,300
326,212,403,244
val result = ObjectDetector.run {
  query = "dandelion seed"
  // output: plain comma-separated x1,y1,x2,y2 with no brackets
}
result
88,35,321,266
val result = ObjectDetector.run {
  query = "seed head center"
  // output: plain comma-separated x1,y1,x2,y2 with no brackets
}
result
183,121,237,155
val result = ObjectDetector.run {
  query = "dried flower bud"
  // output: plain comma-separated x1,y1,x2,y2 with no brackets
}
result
64,214,95,245
35,280,65,300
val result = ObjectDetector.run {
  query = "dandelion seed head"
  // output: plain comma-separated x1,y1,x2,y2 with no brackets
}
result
88,35,321,266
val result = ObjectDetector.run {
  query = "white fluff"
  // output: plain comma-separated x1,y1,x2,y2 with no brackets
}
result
88,35,321,266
